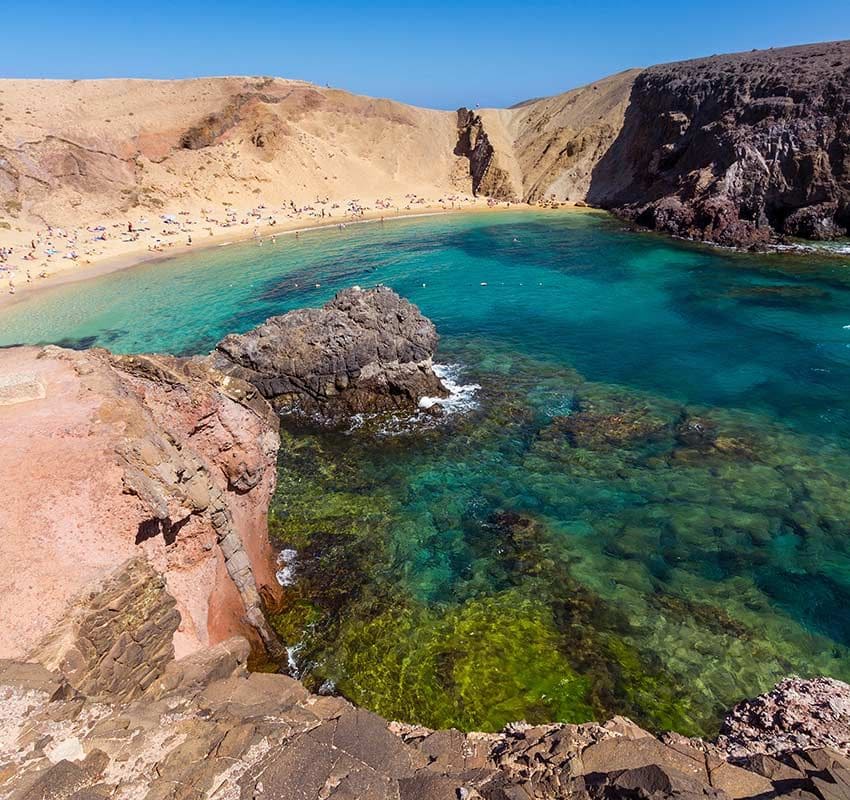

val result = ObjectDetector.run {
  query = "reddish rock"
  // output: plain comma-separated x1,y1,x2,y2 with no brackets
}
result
0,345,282,662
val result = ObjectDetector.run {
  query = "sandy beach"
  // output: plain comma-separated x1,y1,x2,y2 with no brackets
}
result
0,198,585,310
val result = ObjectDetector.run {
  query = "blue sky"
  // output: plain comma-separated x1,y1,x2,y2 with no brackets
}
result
2,1,848,108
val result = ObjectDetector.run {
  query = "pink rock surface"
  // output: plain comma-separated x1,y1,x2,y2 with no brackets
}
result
0,345,282,660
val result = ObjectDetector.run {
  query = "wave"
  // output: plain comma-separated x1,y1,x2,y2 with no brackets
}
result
419,363,481,414
275,548,298,587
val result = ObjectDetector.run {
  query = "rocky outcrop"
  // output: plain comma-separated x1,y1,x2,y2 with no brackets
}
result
0,344,283,662
2,630,849,800
455,107,519,199
588,41,850,246
716,677,850,759
211,287,448,419
29,558,180,703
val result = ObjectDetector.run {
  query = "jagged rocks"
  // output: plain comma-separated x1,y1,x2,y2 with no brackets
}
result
2,648,849,800
211,286,448,419
455,108,518,200
716,677,850,759
588,41,850,247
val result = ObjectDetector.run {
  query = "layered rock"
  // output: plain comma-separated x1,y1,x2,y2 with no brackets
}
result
211,286,448,418
588,41,850,246
1,619,849,800
0,344,283,662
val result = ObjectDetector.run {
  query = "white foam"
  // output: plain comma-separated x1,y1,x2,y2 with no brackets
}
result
419,363,481,414
343,363,480,436
275,548,298,587
286,644,301,677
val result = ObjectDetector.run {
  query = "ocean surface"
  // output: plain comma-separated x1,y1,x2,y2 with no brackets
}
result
4,210,850,735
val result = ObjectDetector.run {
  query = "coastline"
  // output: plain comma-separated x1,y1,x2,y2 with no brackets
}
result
0,202,590,311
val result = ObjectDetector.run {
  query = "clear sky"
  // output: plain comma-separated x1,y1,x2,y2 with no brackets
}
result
2,1,848,109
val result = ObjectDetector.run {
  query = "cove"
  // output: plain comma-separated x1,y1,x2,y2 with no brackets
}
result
3,209,850,736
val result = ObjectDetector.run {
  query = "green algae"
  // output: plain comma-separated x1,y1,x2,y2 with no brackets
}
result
268,344,850,737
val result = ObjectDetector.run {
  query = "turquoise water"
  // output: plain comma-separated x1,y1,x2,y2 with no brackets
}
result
4,210,850,734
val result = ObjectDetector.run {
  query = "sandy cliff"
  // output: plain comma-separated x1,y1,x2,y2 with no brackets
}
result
2,41,849,271
0,77,467,232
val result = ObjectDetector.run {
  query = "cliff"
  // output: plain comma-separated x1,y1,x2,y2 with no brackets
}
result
587,41,850,246
0,345,283,664
2,42,849,251
0,76,469,235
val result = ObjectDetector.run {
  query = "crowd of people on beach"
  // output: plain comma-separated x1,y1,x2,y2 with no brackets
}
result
1,192,489,295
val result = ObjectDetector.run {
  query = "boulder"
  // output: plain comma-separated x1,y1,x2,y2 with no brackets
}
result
211,287,447,418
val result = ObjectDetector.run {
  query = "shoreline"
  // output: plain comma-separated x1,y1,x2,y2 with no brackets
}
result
0,202,590,311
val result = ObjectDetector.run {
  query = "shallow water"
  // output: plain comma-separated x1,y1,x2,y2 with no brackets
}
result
4,210,850,735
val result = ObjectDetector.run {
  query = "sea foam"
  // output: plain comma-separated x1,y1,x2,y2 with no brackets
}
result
419,363,481,414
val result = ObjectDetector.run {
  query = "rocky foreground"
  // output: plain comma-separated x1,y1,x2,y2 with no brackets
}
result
1,578,849,800
2,288,850,799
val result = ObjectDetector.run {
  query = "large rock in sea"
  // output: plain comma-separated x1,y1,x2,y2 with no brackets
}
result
211,286,448,418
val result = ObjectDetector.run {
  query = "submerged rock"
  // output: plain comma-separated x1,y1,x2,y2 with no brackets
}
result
211,287,448,419
543,407,668,450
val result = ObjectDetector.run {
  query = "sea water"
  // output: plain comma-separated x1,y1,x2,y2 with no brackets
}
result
3,210,850,735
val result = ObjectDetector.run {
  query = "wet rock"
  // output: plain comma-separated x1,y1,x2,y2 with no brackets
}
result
211,287,448,419
544,408,667,450
674,415,718,449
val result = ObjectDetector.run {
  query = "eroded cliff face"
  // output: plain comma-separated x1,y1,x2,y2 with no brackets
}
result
587,41,850,246
0,345,283,662
455,107,520,200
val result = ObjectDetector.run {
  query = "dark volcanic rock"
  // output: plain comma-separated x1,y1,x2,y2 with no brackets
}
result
455,107,518,200
589,41,850,247
211,287,448,418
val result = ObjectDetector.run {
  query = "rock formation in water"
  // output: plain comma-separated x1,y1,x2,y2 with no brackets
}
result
0,345,284,663
211,286,448,418
588,41,850,246
1,569,848,800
